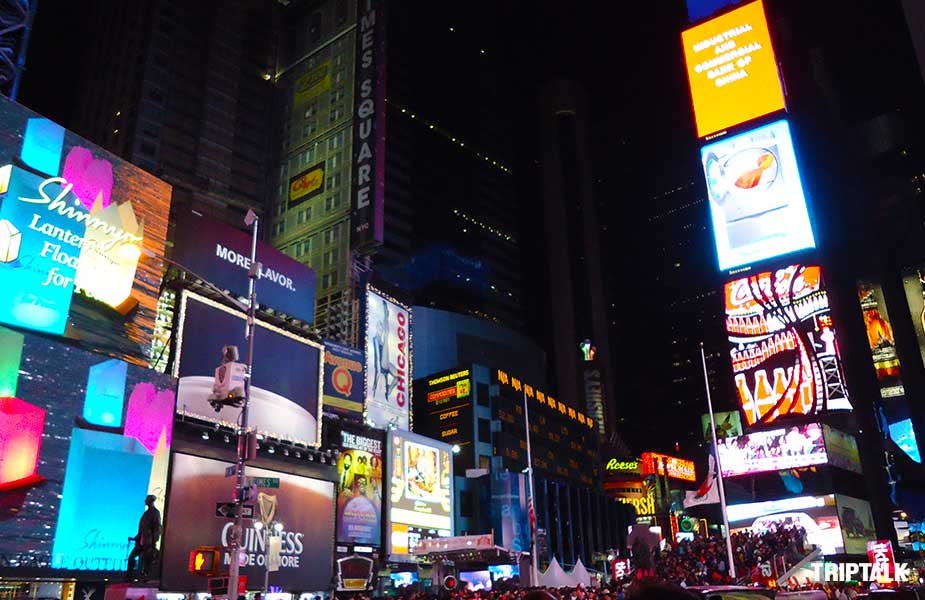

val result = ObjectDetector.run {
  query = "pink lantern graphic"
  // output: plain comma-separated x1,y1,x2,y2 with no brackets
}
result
0,397,46,491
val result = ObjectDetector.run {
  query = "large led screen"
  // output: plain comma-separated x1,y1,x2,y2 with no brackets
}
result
0,98,171,363
161,454,335,591
0,325,176,572
336,430,383,546
727,495,845,555
173,291,323,446
365,286,411,430
682,0,785,137
386,430,453,555
717,423,827,477
725,264,852,426
703,120,815,271
835,494,877,555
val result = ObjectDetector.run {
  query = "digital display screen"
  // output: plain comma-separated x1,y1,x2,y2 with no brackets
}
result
889,419,921,463
717,423,827,477
160,454,335,591
0,325,176,573
489,564,520,581
725,264,852,426
682,0,785,137
702,410,743,441
703,120,815,271
173,291,323,446
416,368,474,469
0,97,171,362
389,572,418,588
460,570,493,591
727,495,845,554
641,452,696,481
336,430,383,546
386,430,453,554
365,286,412,430
821,424,863,474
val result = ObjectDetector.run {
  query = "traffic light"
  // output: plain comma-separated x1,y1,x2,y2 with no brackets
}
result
188,546,219,576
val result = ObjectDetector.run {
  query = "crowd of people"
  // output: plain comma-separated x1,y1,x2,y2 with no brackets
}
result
633,525,808,585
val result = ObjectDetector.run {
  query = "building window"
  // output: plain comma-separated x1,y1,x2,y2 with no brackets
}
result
459,490,474,518
325,191,341,211
477,383,490,407
329,108,340,123
309,11,322,44
325,248,339,266
478,418,491,443
326,173,341,190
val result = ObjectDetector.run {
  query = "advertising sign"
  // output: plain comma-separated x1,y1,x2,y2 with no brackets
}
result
0,98,171,362
161,454,335,591
294,61,332,107
703,120,815,271
682,0,785,137
386,430,454,554
702,410,743,441
365,286,411,430
289,162,325,209
640,452,696,482
350,0,386,249
0,325,176,572
172,210,316,324
415,369,474,469
336,430,383,546
174,291,323,446
489,471,531,553
727,495,845,554
725,264,852,426
867,540,896,581
822,425,863,474
687,0,739,23
835,494,877,555
717,423,827,477
323,340,365,419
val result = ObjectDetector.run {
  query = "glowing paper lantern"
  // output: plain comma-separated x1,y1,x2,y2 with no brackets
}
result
0,218,21,263
0,397,46,491
83,358,128,427
0,326,24,396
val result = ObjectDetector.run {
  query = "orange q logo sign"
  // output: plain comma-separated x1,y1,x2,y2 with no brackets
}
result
332,366,353,396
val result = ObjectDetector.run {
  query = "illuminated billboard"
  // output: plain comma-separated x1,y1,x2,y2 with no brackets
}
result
365,286,412,430
414,368,474,469
641,452,696,482
0,98,171,363
703,120,815,271
336,430,383,546
717,423,827,477
727,495,845,554
323,340,365,419
702,410,743,441
0,325,175,572
386,430,454,555
682,0,785,137
173,291,323,446
725,264,852,426
161,453,335,591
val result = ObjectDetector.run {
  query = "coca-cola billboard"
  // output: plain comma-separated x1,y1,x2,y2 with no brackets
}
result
724,264,852,426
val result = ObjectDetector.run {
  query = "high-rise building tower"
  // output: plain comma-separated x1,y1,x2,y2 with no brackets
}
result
537,81,618,436
270,0,526,339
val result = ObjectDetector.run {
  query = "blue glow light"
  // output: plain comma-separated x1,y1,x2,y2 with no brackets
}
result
21,118,64,176
889,418,921,463
84,359,128,426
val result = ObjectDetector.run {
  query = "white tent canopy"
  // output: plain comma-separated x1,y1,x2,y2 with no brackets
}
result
569,558,592,587
540,557,578,588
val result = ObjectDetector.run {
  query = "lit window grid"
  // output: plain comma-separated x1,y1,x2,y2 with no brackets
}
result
392,102,512,175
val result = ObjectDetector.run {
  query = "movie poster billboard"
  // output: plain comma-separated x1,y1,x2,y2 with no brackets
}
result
161,454,335,591
323,340,365,419
365,286,411,430
0,97,171,363
682,0,785,137
725,264,852,426
173,291,323,446
386,430,453,555
717,423,827,477
702,120,815,271
0,325,176,573
336,430,383,546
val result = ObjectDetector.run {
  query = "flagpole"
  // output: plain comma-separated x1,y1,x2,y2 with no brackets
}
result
700,343,736,580
523,387,540,585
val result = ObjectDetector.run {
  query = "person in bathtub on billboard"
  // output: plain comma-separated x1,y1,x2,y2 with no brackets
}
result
405,442,439,502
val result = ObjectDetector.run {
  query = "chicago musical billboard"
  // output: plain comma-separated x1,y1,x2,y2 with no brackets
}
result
725,264,852,426
365,286,411,430
386,430,454,554
682,0,785,137
0,325,176,573
0,98,171,363
702,120,815,271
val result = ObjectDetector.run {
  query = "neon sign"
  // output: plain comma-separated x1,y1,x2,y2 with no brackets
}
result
640,452,696,482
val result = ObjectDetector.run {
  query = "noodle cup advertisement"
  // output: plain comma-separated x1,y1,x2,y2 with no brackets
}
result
682,0,786,137
702,120,815,272
387,430,453,555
